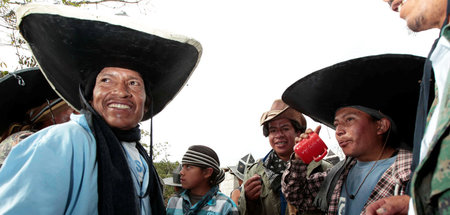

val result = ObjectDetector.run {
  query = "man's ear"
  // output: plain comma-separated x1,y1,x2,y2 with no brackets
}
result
203,167,214,179
376,118,391,135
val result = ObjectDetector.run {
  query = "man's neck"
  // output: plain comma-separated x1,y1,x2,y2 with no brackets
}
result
357,147,396,162
189,183,212,196
277,151,293,162
279,155,290,162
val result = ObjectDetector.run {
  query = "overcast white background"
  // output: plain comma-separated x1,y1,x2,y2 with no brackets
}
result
1,0,440,167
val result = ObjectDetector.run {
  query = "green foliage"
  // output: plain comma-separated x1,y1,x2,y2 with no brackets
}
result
139,129,170,161
152,141,170,161
154,160,180,203
0,62,8,77
137,134,180,203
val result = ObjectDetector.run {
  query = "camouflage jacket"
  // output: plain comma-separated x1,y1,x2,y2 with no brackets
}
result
411,24,450,215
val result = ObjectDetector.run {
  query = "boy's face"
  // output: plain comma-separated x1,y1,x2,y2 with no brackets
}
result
267,118,300,159
179,164,212,190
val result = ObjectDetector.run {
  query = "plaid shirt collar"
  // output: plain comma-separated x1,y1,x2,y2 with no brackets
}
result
327,149,412,214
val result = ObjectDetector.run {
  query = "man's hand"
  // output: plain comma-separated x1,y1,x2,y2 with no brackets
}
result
244,174,262,200
294,125,322,160
366,195,410,215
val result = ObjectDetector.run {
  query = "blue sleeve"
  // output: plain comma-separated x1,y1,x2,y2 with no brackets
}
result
0,121,97,214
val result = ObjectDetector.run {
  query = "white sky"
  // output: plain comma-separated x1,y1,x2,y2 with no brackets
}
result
1,0,440,167
137,0,439,166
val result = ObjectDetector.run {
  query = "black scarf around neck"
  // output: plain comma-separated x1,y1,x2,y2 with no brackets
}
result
83,109,139,214
263,150,287,191
79,88,166,215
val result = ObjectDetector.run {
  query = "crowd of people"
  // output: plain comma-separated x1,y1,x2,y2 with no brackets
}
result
0,0,448,214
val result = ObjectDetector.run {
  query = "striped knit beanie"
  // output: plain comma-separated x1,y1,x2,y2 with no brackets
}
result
182,145,225,185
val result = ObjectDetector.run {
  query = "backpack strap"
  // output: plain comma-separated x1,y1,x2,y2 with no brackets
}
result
313,157,353,212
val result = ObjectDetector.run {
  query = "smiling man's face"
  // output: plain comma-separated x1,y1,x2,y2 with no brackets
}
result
92,67,147,130
268,118,299,161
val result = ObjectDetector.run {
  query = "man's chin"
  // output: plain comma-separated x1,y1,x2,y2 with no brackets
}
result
106,119,139,130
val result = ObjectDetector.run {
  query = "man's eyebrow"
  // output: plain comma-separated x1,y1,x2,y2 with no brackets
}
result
280,123,291,128
335,111,359,120
269,123,291,129
127,75,144,81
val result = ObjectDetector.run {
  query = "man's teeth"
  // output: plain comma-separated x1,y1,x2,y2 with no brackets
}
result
109,104,130,109
276,142,287,145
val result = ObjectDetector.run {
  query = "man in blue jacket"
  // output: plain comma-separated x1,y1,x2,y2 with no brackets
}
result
0,4,202,215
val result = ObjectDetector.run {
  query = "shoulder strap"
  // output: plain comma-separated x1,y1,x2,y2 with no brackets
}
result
313,157,353,212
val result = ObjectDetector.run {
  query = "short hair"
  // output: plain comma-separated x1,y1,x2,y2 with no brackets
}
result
368,116,401,149
262,119,306,137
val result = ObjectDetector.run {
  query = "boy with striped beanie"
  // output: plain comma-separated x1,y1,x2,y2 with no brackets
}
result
166,145,239,215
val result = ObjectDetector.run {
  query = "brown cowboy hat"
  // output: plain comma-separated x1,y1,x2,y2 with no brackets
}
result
260,99,307,127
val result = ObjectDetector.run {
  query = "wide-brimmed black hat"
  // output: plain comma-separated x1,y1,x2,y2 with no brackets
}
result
17,4,202,120
282,54,425,147
0,67,59,134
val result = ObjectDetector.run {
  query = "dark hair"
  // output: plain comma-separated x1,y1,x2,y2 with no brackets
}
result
368,116,401,149
262,119,306,137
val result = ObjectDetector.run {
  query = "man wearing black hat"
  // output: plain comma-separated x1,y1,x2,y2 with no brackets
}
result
0,4,201,215
0,67,76,168
280,54,424,215
366,1,450,214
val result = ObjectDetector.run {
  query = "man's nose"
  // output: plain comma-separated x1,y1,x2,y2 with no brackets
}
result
274,129,284,137
114,83,131,97
335,126,345,136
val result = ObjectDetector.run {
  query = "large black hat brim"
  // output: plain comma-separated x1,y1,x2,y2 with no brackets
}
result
0,67,59,134
282,54,425,146
17,4,202,120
